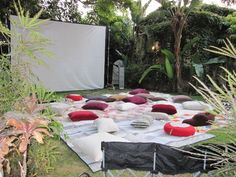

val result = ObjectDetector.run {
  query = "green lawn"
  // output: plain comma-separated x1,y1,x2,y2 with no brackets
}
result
35,89,233,177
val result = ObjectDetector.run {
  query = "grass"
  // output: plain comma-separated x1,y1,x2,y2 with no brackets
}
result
37,129,234,177
35,88,234,177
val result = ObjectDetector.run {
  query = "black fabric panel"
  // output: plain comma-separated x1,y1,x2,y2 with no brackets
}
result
101,142,212,175
155,144,208,175
101,142,156,171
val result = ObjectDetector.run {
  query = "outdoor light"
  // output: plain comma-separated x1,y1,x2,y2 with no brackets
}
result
151,45,155,51
151,41,160,53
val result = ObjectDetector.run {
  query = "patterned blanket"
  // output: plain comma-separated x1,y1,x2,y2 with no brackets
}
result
50,92,226,172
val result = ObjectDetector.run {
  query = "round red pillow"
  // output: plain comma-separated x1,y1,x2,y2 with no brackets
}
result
164,122,196,137
66,94,83,101
152,104,177,115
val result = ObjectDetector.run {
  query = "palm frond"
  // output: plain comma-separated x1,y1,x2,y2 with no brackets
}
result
204,38,236,59
139,65,162,83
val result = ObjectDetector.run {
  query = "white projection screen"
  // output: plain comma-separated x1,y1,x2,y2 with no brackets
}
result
10,15,106,91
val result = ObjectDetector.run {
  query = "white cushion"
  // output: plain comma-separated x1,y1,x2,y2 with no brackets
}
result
155,100,175,106
94,118,119,133
131,116,153,128
76,132,128,161
116,102,137,111
182,101,211,110
146,112,170,120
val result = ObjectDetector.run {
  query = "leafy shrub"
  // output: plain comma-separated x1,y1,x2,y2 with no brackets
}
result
125,62,172,91
201,4,234,17
125,63,147,88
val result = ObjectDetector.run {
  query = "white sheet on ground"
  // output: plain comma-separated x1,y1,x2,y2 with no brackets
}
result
50,92,216,172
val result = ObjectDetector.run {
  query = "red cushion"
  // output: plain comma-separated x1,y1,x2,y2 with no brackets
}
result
129,88,149,95
66,94,83,101
122,96,147,105
183,112,215,126
82,102,108,111
152,104,177,115
164,122,196,137
68,111,98,121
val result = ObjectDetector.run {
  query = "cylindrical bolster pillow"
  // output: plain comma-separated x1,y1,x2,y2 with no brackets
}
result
164,122,196,137
66,94,83,101
183,112,215,126
152,104,177,115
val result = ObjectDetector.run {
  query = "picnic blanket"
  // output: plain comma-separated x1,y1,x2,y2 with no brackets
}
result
50,92,226,172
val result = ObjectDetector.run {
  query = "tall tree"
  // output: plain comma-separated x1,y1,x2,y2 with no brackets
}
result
169,0,201,92
129,0,152,37
41,0,82,22
0,0,83,23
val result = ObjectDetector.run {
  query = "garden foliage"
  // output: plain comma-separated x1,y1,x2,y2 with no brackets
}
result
0,2,63,176
128,3,235,91
189,39,236,176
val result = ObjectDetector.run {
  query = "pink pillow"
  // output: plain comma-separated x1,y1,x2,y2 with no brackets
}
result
152,104,177,115
66,94,83,101
129,88,149,95
68,111,98,121
122,96,147,105
82,102,108,111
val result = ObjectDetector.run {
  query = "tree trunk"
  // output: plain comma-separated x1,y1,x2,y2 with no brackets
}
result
173,13,186,93
174,33,183,93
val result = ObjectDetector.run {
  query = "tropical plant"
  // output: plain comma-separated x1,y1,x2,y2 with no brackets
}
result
139,49,174,83
189,39,236,175
190,67,236,119
129,0,152,37
192,38,236,119
30,85,60,104
0,122,16,176
0,136,15,175
188,69,236,175
7,118,50,177
0,2,63,176
205,38,236,59
41,108,64,138
0,1,52,115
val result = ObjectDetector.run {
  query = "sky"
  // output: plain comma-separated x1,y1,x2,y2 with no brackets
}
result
142,0,236,15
